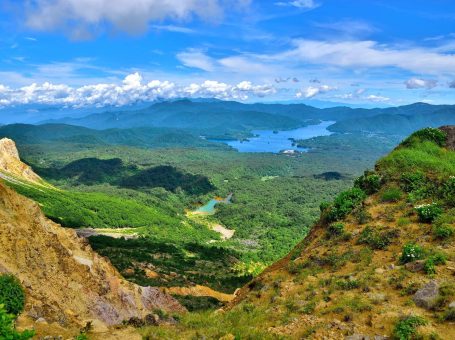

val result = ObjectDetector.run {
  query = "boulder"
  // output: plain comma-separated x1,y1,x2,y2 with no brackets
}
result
413,280,440,309
404,260,425,272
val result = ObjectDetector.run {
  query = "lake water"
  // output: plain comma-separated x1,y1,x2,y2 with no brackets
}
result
195,194,233,214
210,121,335,153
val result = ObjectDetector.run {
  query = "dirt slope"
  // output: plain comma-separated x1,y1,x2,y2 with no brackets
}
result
0,181,184,337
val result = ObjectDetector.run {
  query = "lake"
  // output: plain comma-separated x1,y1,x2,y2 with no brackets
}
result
195,194,233,214
210,121,334,153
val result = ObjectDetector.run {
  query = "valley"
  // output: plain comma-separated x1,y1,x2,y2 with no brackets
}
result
0,100,454,339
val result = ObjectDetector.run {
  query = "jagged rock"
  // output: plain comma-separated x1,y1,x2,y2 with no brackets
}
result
404,260,425,272
413,280,440,309
449,301,455,309
0,138,44,185
35,317,48,324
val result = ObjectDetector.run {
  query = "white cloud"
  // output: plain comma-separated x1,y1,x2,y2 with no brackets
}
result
152,25,196,34
281,39,455,75
0,72,276,107
314,20,377,37
365,94,390,102
296,84,336,98
176,50,216,72
275,0,320,9
218,56,269,73
24,0,250,36
405,78,438,89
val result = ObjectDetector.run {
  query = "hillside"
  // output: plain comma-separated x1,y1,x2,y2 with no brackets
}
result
0,123,222,149
43,100,455,139
0,180,185,339
146,127,455,339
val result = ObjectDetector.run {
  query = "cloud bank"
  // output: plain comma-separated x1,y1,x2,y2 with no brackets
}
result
24,0,250,36
0,72,276,108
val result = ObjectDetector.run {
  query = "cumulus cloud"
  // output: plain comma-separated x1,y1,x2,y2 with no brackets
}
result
283,39,455,75
24,0,250,36
405,78,438,89
296,84,336,98
0,72,276,107
275,0,320,9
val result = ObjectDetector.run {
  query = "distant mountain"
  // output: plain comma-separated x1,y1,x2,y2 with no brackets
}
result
329,104,455,135
43,99,306,135
0,123,223,149
43,100,455,138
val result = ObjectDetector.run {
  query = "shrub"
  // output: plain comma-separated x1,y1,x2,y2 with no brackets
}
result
328,222,344,236
381,187,403,203
415,203,443,223
443,308,455,321
0,275,25,316
319,202,330,212
355,208,372,224
424,258,436,275
336,279,360,290
400,243,424,264
400,172,426,193
325,188,366,222
423,251,447,275
402,128,447,147
0,304,34,340
358,226,398,250
393,315,427,340
355,171,382,194
433,224,454,239
441,176,455,207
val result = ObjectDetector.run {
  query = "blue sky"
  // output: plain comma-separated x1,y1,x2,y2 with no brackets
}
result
1,0,455,107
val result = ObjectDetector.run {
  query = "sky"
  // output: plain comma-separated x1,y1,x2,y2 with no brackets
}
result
1,0,455,108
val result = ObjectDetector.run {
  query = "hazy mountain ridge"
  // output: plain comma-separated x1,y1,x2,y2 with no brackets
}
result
41,100,455,139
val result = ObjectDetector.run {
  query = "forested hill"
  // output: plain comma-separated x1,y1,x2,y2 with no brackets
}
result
0,123,223,149
41,99,455,138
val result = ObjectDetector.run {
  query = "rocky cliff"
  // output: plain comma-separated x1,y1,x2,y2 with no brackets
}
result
0,138,44,185
0,181,184,337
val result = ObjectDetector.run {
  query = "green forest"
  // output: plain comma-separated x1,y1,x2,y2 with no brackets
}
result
1,123,400,307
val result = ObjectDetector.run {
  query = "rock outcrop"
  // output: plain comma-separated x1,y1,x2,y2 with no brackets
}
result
0,182,184,336
0,138,44,185
440,125,455,150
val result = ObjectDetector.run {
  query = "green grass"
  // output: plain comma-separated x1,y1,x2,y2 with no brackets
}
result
379,141,455,178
